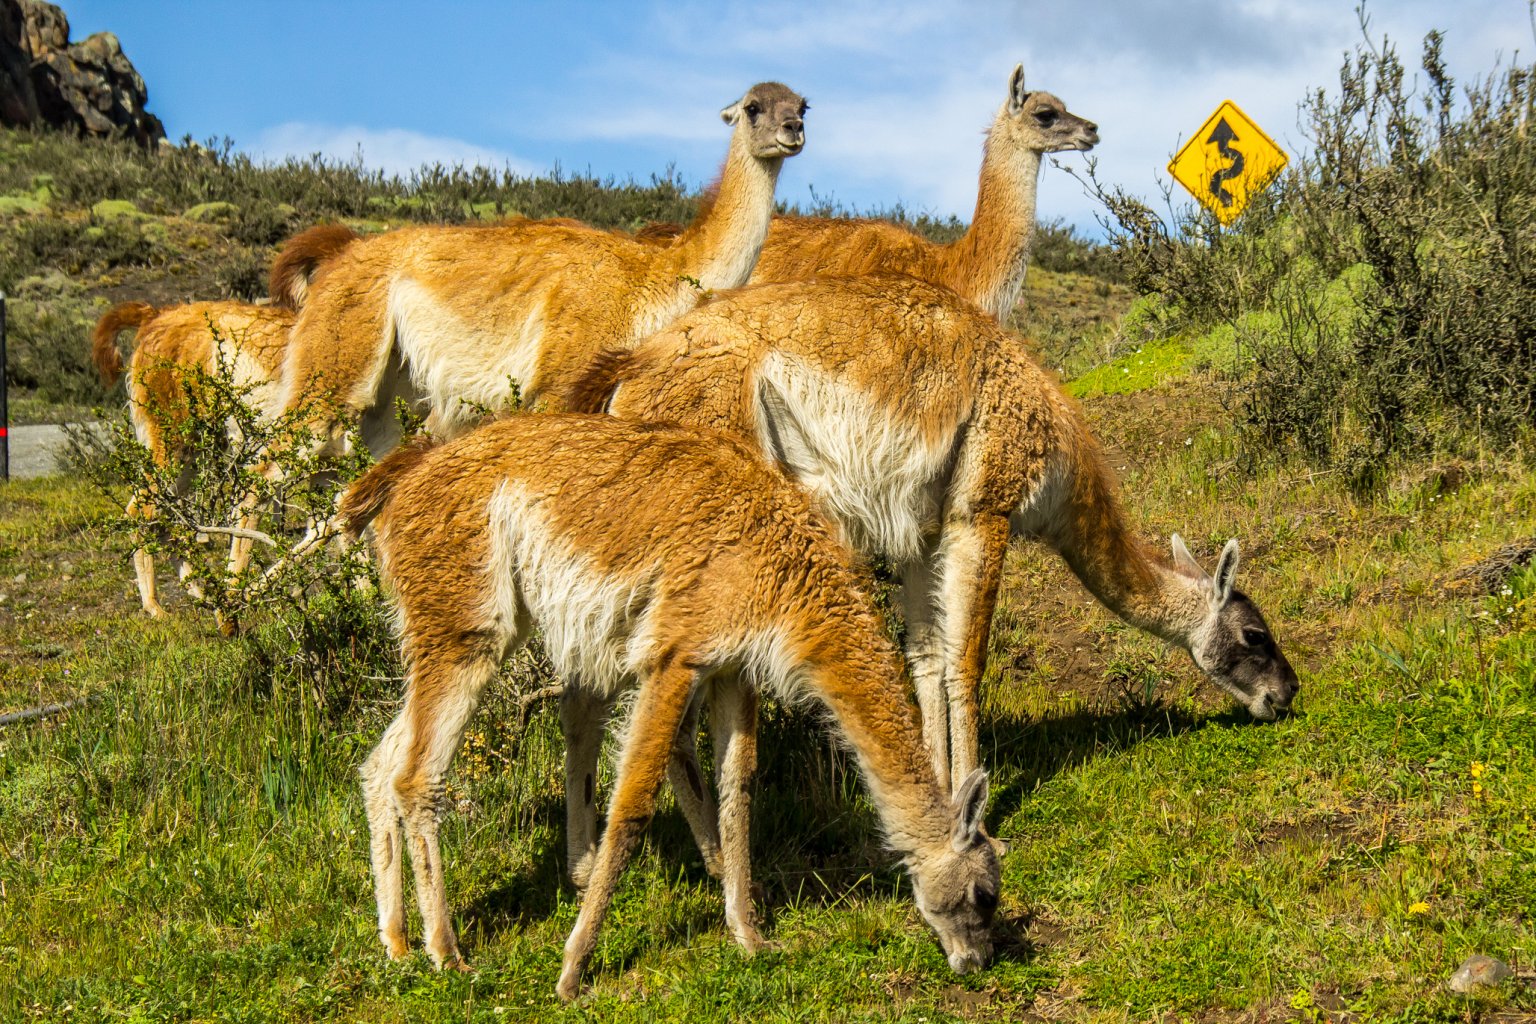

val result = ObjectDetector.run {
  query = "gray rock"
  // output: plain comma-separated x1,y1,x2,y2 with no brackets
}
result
11,572,25,584
1447,954,1513,994
0,0,164,144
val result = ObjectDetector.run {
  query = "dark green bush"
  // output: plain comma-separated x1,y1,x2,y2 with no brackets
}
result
1,291,100,405
0,214,159,288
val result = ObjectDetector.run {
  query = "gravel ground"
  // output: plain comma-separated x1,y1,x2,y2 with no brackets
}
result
3,423,102,480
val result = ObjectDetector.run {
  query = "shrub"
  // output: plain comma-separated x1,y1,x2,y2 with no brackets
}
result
70,334,375,628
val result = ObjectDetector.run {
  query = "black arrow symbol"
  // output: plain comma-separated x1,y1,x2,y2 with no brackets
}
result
1207,118,1245,208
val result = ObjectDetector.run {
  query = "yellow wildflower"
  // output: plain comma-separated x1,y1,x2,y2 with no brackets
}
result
1408,901,1430,916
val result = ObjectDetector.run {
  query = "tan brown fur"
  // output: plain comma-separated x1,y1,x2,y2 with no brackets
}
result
748,65,1097,321
269,223,360,310
91,301,298,618
348,415,999,1000
277,83,806,454
573,275,1298,792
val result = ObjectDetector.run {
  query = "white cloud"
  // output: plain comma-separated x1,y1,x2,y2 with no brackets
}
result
250,123,536,179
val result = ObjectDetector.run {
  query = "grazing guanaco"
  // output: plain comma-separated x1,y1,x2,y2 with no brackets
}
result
276,82,806,457
92,301,297,617
749,64,1096,321
339,415,1000,1001
89,225,359,617
572,276,1299,794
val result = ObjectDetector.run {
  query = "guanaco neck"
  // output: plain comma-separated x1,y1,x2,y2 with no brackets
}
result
939,112,1043,321
1042,445,1209,653
668,136,784,293
805,632,953,857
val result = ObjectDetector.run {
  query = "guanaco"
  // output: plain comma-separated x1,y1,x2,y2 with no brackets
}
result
275,82,806,460
92,301,297,617
89,225,359,617
339,415,1000,1001
572,275,1299,794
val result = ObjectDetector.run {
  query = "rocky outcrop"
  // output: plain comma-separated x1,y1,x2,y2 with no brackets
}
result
1,0,165,145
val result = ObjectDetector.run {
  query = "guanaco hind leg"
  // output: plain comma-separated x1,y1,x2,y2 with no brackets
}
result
667,690,724,879
561,687,611,889
936,513,1012,796
126,494,167,618
569,687,726,887
361,642,503,968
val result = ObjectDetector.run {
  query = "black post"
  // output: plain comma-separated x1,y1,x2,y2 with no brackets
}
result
1,293,8,482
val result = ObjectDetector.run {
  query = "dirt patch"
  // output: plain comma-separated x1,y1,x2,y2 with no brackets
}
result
1249,811,1364,852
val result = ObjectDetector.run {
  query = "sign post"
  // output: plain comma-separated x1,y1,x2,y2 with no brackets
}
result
1,293,8,482
1168,100,1288,226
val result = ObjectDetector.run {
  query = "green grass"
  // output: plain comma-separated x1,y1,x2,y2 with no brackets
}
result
3,381,1533,1021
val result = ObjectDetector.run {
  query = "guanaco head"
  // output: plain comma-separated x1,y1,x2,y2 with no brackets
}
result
1000,63,1098,154
907,769,1000,974
721,81,807,158
1171,535,1299,721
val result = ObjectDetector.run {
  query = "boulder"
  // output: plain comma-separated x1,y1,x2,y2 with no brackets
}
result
0,0,165,145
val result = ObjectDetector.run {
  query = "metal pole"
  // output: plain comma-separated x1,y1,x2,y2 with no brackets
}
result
1,293,8,482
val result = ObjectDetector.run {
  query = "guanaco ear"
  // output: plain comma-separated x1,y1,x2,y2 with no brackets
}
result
1170,533,1209,582
951,768,990,852
1211,539,1240,609
720,99,743,126
1007,63,1029,116
756,375,821,479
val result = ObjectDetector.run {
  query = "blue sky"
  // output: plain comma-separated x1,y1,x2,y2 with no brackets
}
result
62,1,1536,232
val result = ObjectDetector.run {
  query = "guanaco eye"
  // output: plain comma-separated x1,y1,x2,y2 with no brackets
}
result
1034,110,1058,127
1242,627,1269,647
799,101,809,117
973,886,999,914
745,102,761,119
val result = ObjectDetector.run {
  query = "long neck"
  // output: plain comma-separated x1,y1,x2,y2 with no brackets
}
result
1042,425,1208,651
803,626,953,859
669,135,783,292
940,113,1042,320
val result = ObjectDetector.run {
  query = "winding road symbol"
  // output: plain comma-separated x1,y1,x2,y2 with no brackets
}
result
1206,118,1245,208
1168,99,1287,226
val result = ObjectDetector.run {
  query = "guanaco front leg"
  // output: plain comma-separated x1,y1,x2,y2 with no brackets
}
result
557,662,698,1002
709,675,763,950
901,551,949,793
937,513,1012,795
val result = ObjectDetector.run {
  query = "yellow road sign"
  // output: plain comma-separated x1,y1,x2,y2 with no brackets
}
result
1168,99,1288,226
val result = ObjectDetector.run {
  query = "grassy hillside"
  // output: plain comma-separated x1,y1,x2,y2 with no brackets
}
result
2,28,1535,1020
